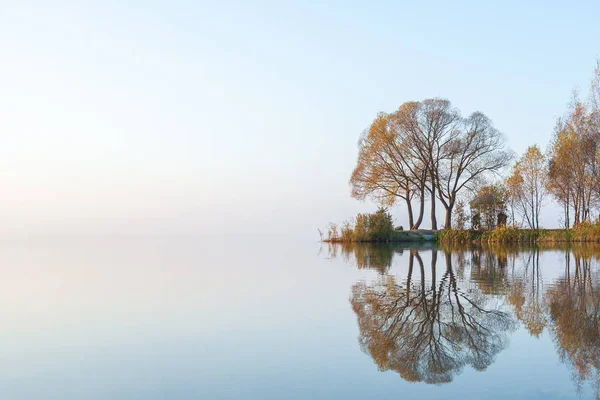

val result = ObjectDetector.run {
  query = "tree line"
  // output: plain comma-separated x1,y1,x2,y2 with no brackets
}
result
351,60,600,230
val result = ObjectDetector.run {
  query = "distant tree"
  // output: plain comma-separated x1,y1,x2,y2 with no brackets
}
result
547,127,578,228
590,59,600,128
506,146,547,229
549,96,598,226
452,199,469,230
505,169,522,227
547,61,600,228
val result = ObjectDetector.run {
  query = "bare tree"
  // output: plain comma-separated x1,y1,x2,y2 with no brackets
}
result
389,102,432,229
590,59,600,125
437,112,512,228
506,145,547,229
393,99,461,230
547,61,600,227
549,96,598,226
547,123,577,228
352,99,510,230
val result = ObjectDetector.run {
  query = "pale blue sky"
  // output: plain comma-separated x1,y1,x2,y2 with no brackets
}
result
1,1,599,237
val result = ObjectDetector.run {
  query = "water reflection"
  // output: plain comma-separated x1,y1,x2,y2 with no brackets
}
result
547,253,600,397
328,243,600,395
350,249,515,384
331,242,434,274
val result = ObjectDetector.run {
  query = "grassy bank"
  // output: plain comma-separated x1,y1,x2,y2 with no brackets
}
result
326,210,600,244
436,224,600,244
324,208,436,243
326,229,436,243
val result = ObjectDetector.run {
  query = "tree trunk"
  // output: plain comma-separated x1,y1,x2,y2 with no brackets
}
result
566,191,570,228
510,203,515,227
531,192,535,229
585,190,592,222
430,188,437,230
444,202,453,230
411,185,426,230
429,168,438,230
405,197,414,230
436,186,451,230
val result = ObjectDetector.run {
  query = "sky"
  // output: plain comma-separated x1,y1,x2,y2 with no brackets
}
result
1,1,599,238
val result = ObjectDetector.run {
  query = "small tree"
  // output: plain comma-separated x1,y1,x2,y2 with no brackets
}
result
453,200,469,230
469,184,507,230
506,146,547,230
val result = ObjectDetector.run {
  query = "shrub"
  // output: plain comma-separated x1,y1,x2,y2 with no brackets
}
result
327,222,339,241
324,207,395,242
435,229,479,244
484,227,538,243
340,220,354,242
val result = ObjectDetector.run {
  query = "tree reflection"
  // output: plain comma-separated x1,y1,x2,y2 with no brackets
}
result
351,249,516,384
546,252,600,397
328,243,600,393
507,249,547,337
469,246,509,295
328,242,432,274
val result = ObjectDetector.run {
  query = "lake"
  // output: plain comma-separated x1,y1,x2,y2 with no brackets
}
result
0,237,599,399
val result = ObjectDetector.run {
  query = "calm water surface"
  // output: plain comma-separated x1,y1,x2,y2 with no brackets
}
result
1,238,599,399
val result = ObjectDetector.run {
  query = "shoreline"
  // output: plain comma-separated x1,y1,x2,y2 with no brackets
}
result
324,229,436,243
325,227,600,244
